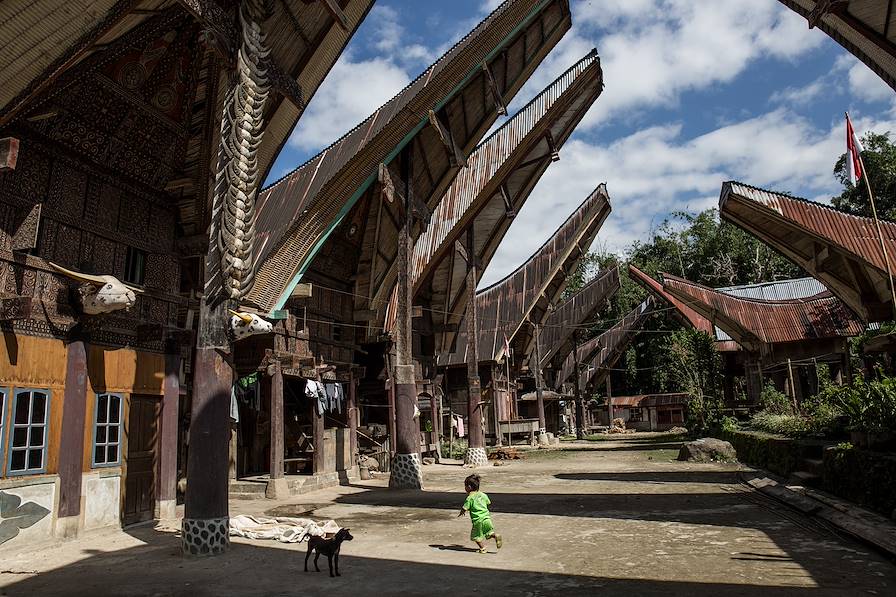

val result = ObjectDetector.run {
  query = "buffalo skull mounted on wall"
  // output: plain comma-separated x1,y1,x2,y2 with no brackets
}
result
229,310,273,341
49,263,141,315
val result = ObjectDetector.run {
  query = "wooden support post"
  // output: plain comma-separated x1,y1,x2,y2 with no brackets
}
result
463,227,487,466
312,366,326,476
183,336,232,556
606,376,614,424
482,61,508,116
390,145,424,489
266,360,287,498
56,336,88,538
533,324,547,442
428,109,467,168
573,331,585,440
157,350,181,520
744,357,763,405
348,369,358,468
317,0,349,30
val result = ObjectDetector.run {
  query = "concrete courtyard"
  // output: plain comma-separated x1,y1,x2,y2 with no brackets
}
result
1,436,894,596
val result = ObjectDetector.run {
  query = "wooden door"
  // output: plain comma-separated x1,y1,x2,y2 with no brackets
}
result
123,395,160,525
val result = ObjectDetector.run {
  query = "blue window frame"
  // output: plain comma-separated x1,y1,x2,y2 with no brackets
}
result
0,388,7,476
92,393,122,467
7,389,50,476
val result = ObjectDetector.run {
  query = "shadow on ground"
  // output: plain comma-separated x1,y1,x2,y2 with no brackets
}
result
555,471,740,484
0,527,884,597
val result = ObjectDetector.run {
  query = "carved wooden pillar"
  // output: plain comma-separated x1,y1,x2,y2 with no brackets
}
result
463,227,487,467
390,147,423,489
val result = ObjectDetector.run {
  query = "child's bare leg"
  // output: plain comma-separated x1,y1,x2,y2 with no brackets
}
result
475,540,486,553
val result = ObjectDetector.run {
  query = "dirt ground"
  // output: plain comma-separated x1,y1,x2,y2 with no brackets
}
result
2,435,895,596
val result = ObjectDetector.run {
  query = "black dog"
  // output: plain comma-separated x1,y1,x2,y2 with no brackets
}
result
304,528,353,577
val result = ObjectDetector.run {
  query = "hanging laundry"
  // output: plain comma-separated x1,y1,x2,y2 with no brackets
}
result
454,414,465,438
230,386,240,423
325,382,345,414
306,380,327,415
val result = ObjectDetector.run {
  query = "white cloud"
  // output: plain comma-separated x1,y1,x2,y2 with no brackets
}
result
508,0,828,128
845,57,894,104
288,51,410,151
479,108,896,286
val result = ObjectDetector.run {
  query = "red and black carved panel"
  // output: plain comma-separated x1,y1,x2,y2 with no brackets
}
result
118,195,150,239
0,144,50,204
47,162,87,219
83,180,121,231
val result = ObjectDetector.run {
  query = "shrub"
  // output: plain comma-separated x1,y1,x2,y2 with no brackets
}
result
759,383,792,415
720,416,739,434
749,412,810,438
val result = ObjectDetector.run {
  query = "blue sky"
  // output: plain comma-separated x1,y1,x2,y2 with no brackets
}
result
267,0,896,287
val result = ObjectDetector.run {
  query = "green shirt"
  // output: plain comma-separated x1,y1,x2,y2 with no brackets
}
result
463,491,491,524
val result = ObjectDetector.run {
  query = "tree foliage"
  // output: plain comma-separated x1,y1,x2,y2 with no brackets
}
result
832,132,896,221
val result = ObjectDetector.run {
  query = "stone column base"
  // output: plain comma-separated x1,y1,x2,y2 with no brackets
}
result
54,515,80,540
389,453,423,489
182,517,229,556
265,477,289,499
463,446,488,468
156,499,177,520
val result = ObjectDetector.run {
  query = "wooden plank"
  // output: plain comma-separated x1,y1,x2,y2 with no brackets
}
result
317,0,349,30
58,339,88,519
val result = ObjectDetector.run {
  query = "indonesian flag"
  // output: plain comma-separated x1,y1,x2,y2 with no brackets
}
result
847,113,864,186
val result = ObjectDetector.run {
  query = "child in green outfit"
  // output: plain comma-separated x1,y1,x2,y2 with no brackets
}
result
458,473,502,553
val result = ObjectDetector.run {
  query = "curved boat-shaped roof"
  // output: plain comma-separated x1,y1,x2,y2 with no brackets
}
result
720,180,896,322
382,50,604,347
0,0,373,200
539,265,620,371
628,264,713,334
779,0,896,92
574,298,656,391
249,0,573,311
441,183,611,366
662,272,864,353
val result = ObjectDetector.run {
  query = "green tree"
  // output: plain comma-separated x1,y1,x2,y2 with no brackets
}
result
660,329,723,435
832,132,896,221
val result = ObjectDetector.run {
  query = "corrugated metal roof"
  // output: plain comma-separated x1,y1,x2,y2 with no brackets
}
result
720,180,896,322
609,393,689,408
439,183,611,366
628,264,714,334
662,273,865,352
717,277,827,301
779,1,896,92
381,50,604,339
249,0,572,312
539,265,620,369
714,277,828,341
575,298,656,391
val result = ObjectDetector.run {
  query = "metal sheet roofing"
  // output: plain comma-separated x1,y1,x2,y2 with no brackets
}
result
440,183,611,366
779,1,896,92
539,265,620,369
627,264,713,334
720,180,896,322
249,0,572,312
380,50,604,341
575,298,656,391
609,393,689,408
662,273,864,353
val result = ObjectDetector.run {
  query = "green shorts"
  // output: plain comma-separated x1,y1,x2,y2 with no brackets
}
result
470,518,494,542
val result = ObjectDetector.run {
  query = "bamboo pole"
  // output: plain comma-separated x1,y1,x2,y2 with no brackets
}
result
851,112,896,319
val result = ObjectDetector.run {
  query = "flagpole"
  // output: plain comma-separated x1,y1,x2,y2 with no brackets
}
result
849,113,896,319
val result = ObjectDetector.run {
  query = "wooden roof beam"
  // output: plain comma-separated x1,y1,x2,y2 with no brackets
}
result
807,0,849,28
482,61,508,116
499,183,516,218
315,0,350,31
428,109,467,168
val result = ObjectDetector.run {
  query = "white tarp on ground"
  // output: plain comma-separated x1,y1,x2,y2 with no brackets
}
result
229,515,340,543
